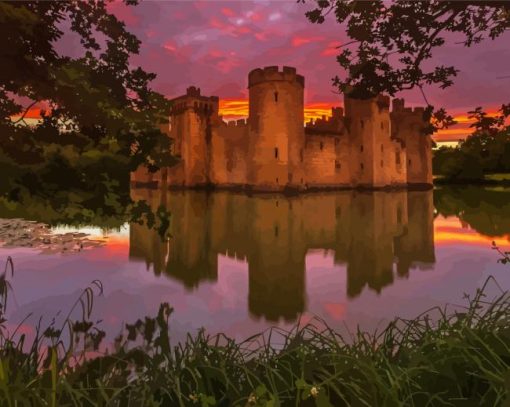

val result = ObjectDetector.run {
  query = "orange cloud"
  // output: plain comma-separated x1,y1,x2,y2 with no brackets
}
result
304,103,341,122
12,107,45,119
219,99,249,120
219,99,341,122
433,108,502,142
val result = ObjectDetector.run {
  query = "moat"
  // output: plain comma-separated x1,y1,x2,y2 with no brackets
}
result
1,186,509,343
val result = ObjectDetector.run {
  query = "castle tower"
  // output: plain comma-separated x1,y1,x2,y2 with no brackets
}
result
169,86,219,187
247,66,305,190
391,99,433,187
344,95,392,187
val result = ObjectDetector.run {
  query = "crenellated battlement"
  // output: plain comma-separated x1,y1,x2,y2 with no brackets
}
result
305,108,345,135
224,118,248,127
248,66,305,88
170,87,219,116
392,98,426,117
345,95,391,117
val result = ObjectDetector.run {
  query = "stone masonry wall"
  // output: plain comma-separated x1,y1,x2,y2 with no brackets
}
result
131,67,432,191
391,99,433,186
210,119,249,186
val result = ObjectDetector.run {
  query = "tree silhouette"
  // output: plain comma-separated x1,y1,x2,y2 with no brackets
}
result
302,1,510,99
0,1,175,226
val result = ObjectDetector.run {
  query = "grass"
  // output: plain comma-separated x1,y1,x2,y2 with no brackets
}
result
485,173,510,182
0,258,509,406
434,173,510,186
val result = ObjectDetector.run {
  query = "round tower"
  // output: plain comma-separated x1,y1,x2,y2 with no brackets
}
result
247,66,305,190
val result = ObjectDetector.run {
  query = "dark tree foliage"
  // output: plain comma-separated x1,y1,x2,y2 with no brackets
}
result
302,1,510,133
433,104,510,180
0,1,175,227
302,0,510,98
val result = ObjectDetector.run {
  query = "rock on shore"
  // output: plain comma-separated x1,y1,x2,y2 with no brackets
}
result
0,218,106,254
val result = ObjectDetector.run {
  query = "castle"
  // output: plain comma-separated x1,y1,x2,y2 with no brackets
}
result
131,66,433,191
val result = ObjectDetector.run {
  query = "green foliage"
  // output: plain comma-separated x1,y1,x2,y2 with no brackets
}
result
302,0,510,99
301,1,510,134
0,258,509,406
0,1,176,228
433,104,510,181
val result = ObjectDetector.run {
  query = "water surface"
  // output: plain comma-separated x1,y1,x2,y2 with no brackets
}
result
1,187,509,343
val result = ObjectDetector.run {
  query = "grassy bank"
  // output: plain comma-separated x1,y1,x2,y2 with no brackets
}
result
0,265,509,406
434,173,510,186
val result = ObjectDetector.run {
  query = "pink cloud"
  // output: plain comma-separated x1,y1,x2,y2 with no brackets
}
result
106,1,140,26
292,35,325,47
221,7,235,17
247,11,263,22
321,41,342,56
209,16,252,37
200,49,243,74
163,41,177,52
145,29,157,39
172,11,187,21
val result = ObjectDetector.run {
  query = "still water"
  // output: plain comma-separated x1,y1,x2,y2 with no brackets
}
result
1,187,510,343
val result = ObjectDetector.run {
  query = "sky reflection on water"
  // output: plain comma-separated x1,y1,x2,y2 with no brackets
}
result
1,187,509,344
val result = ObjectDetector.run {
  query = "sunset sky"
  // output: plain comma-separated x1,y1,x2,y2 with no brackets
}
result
72,1,510,142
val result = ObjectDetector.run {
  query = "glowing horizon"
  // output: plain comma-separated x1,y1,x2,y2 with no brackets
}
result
10,103,503,143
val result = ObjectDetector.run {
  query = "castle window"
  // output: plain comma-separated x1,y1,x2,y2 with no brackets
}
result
320,141,324,151
360,145,364,153
381,160,384,167
275,147,279,159
335,160,341,171
360,119,364,129
276,177,279,184
408,159,412,167
381,122,384,130
360,163,364,171
274,225,279,237
301,178,304,184
274,92,278,102
396,151,401,166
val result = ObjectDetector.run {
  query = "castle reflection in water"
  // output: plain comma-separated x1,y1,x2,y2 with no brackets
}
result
129,189,435,322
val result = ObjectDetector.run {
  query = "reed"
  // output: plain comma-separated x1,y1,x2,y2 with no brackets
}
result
0,258,508,406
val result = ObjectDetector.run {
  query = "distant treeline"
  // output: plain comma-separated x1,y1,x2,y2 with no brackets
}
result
433,105,510,181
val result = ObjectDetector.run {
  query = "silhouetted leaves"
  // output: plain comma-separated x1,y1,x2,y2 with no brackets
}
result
0,1,175,231
303,1,510,99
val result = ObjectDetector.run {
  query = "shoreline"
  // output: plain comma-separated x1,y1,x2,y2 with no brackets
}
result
131,181,433,196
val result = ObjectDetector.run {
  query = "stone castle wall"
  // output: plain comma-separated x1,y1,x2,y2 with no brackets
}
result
247,66,305,190
391,98,433,186
131,66,432,191
210,119,249,186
